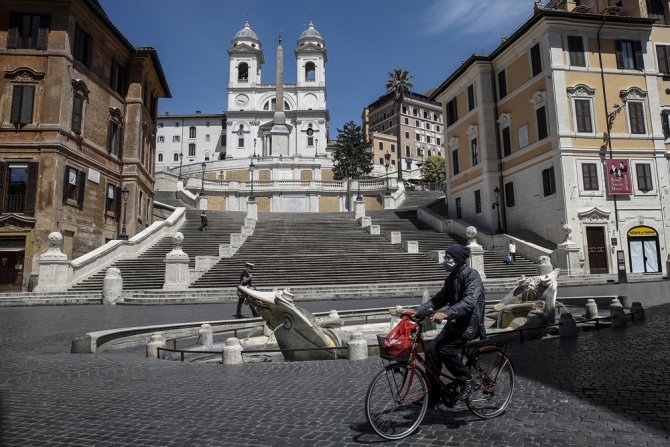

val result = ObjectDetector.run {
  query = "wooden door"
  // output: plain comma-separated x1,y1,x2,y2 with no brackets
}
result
586,227,608,274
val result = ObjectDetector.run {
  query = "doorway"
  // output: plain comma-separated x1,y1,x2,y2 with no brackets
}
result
627,226,660,273
0,250,25,290
586,226,608,274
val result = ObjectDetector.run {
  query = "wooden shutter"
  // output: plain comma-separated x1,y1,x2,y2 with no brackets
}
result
0,162,6,212
72,95,83,134
114,186,122,219
615,40,624,68
36,15,49,50
20,85,35,124
7,13,19,49
77,171,86,208
662,111,670,138
634,41,644,70
10,85,23,124
23,163,38,215
657,46,668,74
62,166,70,202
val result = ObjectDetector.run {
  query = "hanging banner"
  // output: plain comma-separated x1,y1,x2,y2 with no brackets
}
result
605,159,632,195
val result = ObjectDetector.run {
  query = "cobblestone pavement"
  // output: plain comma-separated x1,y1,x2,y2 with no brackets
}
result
0,291,669,446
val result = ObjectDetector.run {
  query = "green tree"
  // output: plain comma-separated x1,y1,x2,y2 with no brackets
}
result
385,69,413,182
333,121,372,209
420,155,447,193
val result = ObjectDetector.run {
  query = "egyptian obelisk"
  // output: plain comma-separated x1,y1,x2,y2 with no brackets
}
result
270,31,290,156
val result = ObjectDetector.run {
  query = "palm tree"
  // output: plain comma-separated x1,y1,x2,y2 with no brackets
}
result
385,69,413,182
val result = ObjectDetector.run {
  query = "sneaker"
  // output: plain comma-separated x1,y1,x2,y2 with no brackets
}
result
457,378,474,401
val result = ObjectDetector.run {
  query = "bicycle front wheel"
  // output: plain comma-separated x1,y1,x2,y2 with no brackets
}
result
365,362,429,440
466,347,514,418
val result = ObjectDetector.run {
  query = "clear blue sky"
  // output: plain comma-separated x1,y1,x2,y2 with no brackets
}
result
99,0,534,137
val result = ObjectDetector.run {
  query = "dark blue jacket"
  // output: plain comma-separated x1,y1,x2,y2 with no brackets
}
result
415,265,486,341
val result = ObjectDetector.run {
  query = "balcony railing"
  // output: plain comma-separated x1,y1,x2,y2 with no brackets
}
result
187,178,396,194
4,194,25,213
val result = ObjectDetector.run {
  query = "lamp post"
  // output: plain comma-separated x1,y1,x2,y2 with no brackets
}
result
178,152,183,181
384,152,391,195
492,186,503,234
200,162,206,196
249,160,255,200
253,138,257,158
356,166,362,201
118,187,129,240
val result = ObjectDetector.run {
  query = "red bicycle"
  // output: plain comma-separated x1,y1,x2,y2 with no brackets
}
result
365,316,515,440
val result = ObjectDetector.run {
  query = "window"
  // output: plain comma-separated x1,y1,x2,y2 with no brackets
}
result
158,136,164,143
627,101,646,134
107,120,123,156
402,106,407,114
105,184,120,217
567,36,586,67
502,127,512,157
504,182,515,207
536,106,548,140
73,24,92,67
636,163,653,192
206,121,210,127
110,59,126,96
204,152,211,161
413,109,418,117
189,127,196,138
498,70,507,99
616,40,643,70
173,135,180,142
405,131,409,139
423,111,429,119
378,142,384,151
305,62,316,81
63,165,86,207
426,136,431,144
530,43,542,76
175,122,180,127
437,137,441,145
158,153,163,162
657,45,670,75
581,163,599,191
436,125,440,132
307,136,314,146
415,120,420,127
662,110,670,138
188,143,196,156
451,150,460,175
542,166,556,197
574,99,593,133
10,85,35,125
71,94,84,134
238,138,244,148
446,98,458,126
173,153,179,162
0,162,38,214
7,13,49,50
467,84,475,111
474,190,481,213
404,117,409,125
405,146,411,157
455,197,462,219
471,138,478,166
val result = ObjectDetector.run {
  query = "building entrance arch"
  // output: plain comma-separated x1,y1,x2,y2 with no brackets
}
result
627,226,660,273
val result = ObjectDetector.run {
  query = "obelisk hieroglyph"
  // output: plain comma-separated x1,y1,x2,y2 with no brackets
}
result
270,31,290,156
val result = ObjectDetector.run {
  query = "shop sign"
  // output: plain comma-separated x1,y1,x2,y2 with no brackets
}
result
627,226,657,237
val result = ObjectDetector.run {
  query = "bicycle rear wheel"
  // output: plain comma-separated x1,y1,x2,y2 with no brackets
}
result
365,362,429,440
466,347,514,418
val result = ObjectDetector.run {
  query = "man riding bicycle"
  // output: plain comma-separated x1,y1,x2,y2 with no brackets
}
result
403,244,486,407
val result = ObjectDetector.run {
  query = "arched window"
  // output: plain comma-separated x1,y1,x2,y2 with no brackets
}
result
406,146,411,157
173,153,179,162
189,126,196,138
158,153,163,162
305,62,316,81
263,98,291,111
238,62,249,81
204,151,211,161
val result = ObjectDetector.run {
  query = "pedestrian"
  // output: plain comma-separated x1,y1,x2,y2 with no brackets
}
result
236,262,260,318
199,210,208,231
402,244,486,407
508,239,516,264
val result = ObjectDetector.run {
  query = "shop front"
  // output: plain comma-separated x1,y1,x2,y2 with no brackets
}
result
627,226,661,273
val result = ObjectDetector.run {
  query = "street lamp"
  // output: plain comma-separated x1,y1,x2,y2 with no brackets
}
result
200,162,206,196
384,152,391,195
178,152,183,181
118,187,129,240
253,138,257,158
249,160,255,200
356,167,362,201
492,186,503,234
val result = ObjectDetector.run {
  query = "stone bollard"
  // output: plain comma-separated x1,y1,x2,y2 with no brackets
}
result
102,267,123,305
198,324,213,349
163,232,190,290
618,295,631,308
558,312,578,337
403,241,419,253
146,332,166,359
366,224,380,235
329,310,340,319
359,216,371,228
223,337,243,365
585,299,598,319
610,297,622,308
347,332,368,361
630,302,645,320
610,305,628,328
390,231,401,244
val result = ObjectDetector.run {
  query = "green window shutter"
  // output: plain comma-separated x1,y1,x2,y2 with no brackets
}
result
77,171,86,208
24,163,38,215
20,85,35,124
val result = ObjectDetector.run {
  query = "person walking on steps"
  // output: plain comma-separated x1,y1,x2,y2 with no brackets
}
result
199,211,208,232
236,262,260,318
402,244,486,408
508,240,516,264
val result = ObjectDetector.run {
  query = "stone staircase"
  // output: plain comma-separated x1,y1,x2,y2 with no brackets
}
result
68,210,246,291
154,191,189,208
369,191,538,279
191,212,448,289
